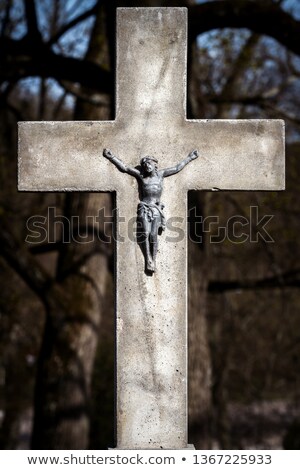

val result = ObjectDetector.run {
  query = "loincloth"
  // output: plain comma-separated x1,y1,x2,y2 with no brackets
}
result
137,202,166,230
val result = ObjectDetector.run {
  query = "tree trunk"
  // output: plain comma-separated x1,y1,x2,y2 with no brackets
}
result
31,2,113,449
188,191,212,449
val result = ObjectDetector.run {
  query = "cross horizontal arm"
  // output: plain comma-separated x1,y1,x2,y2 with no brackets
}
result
18,121,123,192
174,119,285,191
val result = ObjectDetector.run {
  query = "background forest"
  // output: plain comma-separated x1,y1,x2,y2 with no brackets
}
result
1,0,300,450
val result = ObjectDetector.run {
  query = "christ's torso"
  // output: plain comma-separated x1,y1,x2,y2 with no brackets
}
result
140,173,163,204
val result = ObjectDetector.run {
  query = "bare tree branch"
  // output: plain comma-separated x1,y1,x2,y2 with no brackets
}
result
210,95,300,127
0,224,51,299
217,33,260,118
52,89,68,119
189,1,300,57
0,37,113,92
224,194,284,282
48,4,97,46
1,0,12,38
24,0,41,40
260,103,300,127
5,101,25,121
57,79,110,107
208,269,300,293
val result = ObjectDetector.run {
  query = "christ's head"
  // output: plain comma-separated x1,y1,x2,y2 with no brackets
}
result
140,156,158,174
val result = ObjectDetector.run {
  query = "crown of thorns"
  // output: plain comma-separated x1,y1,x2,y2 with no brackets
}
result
140,156,158,165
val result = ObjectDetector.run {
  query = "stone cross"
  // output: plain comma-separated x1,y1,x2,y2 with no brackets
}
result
18,8,285,449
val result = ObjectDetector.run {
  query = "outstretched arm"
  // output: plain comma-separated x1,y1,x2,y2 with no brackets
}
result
161,150,199,177
103,148,140,178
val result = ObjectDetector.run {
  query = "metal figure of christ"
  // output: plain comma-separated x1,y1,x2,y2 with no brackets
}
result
103,148,199,273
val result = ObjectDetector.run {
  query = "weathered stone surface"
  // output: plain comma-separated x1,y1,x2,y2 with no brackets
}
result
18,119,285,192
18,8,285,449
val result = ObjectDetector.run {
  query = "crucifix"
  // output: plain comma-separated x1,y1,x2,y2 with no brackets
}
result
103,147,199,273
18,8,285,450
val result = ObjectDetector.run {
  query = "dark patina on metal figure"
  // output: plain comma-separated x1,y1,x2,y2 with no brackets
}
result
103,148,199,274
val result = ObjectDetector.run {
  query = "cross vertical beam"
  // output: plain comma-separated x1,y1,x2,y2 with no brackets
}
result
114,8,191,449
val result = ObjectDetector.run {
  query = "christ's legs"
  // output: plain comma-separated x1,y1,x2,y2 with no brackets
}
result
150,216,160,270
137,216,154,273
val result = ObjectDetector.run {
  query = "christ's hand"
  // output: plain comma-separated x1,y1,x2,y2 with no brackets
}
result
188,149,199,161
103,148,113,160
